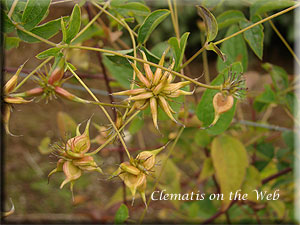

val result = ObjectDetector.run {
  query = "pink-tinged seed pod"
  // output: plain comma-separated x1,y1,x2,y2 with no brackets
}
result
48,159,65,183
135,144,168,171
112,88,146,96
127,92,153,101
73,156,103,173
48,57,65,85
150,97,158,130
60,161,82,189
153,50,168,85
66,120,91,154
55,87,76,100
4,74,18,94
213,92,234,114
4,97,32,104
24,87,44,97
163,81,191,93
130,62,151,88
206,93,234,128
119,171,146,203
158,96,177,123
120,162,140,176
140,51,154,82
66,135,90,154
4,62,26,94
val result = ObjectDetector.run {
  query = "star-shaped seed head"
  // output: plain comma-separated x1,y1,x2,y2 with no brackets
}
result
113,50,193,130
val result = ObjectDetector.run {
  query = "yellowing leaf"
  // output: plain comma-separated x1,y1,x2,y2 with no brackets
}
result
211,135,249,210
269,200,286,220
198,158,214,183
241,165,261,202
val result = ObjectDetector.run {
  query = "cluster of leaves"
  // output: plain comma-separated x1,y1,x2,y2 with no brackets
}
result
3,0,297,223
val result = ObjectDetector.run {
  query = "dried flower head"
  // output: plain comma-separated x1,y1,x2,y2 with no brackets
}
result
48,118,103,200
113,50,193,130
110,143,169,207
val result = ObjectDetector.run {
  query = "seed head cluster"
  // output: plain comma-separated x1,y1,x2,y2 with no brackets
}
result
113,51,193,130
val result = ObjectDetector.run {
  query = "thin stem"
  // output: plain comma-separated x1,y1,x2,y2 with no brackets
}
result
180,44,206,70
85,110,140,156
266,13,300,67
66,45,221,90
85,2,116,118
71,1,110,43
168,0,180,39
91,1,138,37
67,66,131,159
12,57,53,92
14,23,57,47
138,126,185,224
174,0,180,37
214,2,300,45
8,0,18,18
121,20,137,119
200,33,210,84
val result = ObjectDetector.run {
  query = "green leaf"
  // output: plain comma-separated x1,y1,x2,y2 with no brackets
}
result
66,4,81,44
72,24,104,44
128,115,144,135
139,46,160,64
260,161,277,179
250,0,295,17
196,5,218,43
241,166,261,202
217,25,248,72
38,137,52,154
61,17,67,43
211,134,249,210
257,142,274,159
262,63,288,91
36,47,61,59
196,62,243,135
22,0,51,30
17,17,68,43
198,158,214,183
217,10,246,30
116,2,150,17
3,12,15,33
168,32,190,71
5,36,20,50
253,85,276,112
137,9,170,44
151,41,172,59
282,131,294,150
194,130,212,147
5,0,26,12
239,15,264,59
104,49,134,68
103,55,133,89
114,204,129,224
